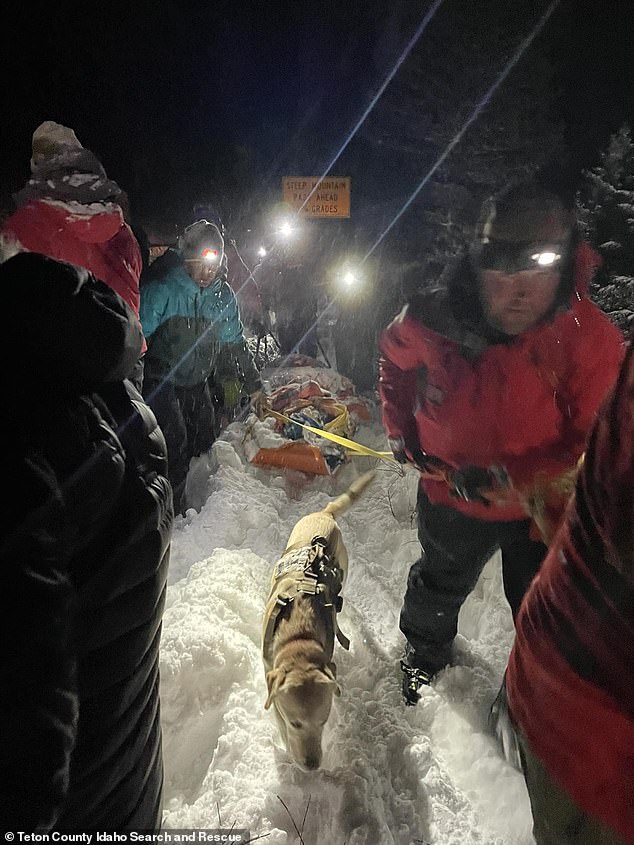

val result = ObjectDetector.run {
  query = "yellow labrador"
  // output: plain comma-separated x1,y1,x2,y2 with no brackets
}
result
262,470,375,770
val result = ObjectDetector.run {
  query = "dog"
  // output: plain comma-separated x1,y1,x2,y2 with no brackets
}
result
262,469,376,770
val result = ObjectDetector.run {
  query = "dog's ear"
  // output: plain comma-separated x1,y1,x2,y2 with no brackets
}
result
316,664,342,697
264,668,286,709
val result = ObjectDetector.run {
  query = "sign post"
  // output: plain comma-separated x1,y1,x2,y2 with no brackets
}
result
282,177,351,218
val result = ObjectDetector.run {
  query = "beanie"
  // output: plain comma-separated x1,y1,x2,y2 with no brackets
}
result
477,184,574,245
471,183,575,276
468,182,579,315
179,220,224,259
30,120,84,171
13,121,121,208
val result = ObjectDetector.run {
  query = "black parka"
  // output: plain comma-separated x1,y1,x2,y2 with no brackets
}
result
0,253,173,831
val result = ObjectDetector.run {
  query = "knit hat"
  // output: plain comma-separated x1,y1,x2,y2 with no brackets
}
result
179,220,224,260
14,120,122,207
472,183,574,273
30,121,84,171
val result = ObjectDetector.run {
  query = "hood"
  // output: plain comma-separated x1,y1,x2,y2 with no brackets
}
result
2,253,142,392
20,199,125,245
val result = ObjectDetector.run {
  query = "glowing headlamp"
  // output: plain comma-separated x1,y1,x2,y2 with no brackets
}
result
531,250,561,267
477,240,565,273
333,264,365,295
202,248,219,263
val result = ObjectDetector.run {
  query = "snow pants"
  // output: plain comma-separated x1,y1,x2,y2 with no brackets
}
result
400,487,547,672
143,376,216,512
519,733,628,844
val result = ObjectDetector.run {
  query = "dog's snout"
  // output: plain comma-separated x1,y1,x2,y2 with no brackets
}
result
303,755,321,770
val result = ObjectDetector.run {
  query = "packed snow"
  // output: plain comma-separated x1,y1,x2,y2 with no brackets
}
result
158,367,534,844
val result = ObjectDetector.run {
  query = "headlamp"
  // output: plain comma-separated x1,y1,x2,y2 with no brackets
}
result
531,250,560,267
201,248,219,263
477,240,565,274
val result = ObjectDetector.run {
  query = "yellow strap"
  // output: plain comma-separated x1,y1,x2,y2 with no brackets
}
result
266,409,397,462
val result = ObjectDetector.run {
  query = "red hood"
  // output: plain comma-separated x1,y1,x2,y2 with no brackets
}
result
1,198,144,351
23,199,125,244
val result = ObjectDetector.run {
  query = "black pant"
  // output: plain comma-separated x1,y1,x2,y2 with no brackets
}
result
400,487,547,672
143,377,216,511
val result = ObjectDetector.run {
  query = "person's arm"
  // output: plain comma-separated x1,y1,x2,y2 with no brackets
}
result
212,283,262,394
0,455,78,831
139,279,168,340
378,307,426,450
576,338,634,584
228,341,263,395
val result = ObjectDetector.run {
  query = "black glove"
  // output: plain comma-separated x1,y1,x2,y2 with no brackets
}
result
389,437,412,464
449,464,510,505
388,438,439,472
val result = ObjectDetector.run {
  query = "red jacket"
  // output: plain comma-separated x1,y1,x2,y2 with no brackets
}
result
507,340,634,844
1,199,144,351
378,243,624,521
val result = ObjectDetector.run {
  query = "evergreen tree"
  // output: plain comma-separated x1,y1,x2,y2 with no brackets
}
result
577,124,634,334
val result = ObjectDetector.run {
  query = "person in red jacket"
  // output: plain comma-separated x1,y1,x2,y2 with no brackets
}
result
0,120,145,386
504,338,634,845
378,181,624,704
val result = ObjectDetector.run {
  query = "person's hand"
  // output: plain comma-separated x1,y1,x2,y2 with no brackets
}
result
449,464,510,505
388,437,411,465
388,437,437,472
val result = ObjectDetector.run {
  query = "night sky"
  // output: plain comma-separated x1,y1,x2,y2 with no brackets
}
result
3,0,633,236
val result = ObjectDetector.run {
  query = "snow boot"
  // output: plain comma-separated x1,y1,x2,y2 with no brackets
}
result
400,659,434,706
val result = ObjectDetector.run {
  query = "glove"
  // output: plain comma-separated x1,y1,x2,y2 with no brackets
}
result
222,378,243,409
388,437,411,464
388,437,439,473
449,464,510,505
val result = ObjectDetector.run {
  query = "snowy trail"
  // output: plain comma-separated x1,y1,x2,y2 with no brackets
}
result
158,412,534,844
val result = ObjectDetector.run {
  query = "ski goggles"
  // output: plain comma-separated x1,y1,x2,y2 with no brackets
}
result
475,240,567,273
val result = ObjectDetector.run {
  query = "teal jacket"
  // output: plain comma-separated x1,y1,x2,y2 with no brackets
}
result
140,251,261,390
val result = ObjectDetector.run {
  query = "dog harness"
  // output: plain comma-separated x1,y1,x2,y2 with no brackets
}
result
262,535,350,666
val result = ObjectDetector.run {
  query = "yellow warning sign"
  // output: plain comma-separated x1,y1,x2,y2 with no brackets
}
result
282,177,351,218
